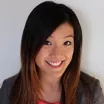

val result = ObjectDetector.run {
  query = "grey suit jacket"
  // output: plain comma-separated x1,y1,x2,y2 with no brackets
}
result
0,71,104,104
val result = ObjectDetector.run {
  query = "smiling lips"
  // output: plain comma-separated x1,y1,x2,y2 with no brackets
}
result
46,61,63,68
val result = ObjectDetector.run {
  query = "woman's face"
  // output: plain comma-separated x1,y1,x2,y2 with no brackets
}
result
35,22,74,79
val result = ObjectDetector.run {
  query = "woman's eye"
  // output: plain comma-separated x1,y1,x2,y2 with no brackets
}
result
64,41,71,46
44,40,52,45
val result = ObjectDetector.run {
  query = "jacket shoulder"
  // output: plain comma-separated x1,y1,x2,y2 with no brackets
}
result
0,73,18,104
80,71,96,83
79,71,104,104
0,74,18,90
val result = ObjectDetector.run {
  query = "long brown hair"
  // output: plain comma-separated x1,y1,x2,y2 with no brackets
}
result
10,1,82,104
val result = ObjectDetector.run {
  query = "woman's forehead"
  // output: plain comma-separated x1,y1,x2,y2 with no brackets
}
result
49,22,74,39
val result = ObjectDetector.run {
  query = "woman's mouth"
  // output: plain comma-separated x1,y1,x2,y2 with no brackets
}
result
46,61,64,68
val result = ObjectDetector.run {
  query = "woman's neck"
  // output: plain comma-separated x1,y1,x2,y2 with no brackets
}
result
38,74,62,103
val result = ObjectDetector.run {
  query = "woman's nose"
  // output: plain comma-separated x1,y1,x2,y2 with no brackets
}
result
50,46,64,57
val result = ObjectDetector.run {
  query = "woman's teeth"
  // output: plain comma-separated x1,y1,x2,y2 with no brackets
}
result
47,61,62,66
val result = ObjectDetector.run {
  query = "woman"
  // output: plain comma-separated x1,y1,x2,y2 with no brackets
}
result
0,1,104,104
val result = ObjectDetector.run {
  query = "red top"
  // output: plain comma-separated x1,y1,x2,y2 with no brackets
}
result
38,99,60,104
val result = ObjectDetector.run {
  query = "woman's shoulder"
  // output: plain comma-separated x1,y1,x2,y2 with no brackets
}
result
0,73,18,89
80,71,97,85
0,73,18,104
80,71,103,94
79,71,104,104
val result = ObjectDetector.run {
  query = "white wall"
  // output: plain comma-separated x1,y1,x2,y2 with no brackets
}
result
0,0,104,91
